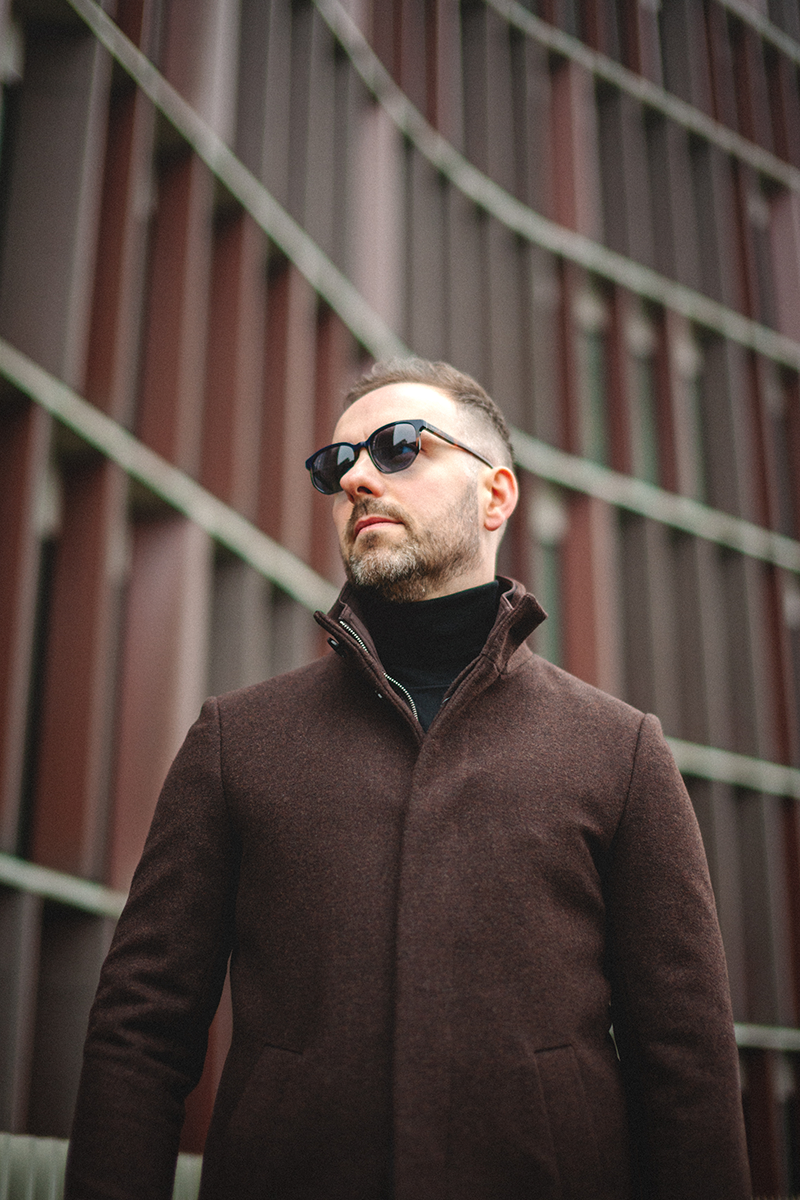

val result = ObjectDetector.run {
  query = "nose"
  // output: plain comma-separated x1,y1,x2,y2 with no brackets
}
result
339,447,386,499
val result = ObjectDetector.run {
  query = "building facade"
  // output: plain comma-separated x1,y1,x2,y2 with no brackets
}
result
1,0,800,1192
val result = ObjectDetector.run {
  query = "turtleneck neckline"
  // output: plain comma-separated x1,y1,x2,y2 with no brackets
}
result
357,581,501,673
355,581,502,730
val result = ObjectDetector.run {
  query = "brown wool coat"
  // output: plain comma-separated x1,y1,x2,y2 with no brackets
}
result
65,579,751,1200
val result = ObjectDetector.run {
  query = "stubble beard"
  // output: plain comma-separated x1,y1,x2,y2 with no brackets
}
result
341,486,483,604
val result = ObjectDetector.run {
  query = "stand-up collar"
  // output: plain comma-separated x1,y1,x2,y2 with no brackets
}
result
317,577,547,676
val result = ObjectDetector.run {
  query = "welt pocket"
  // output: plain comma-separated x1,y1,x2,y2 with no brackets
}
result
219,1037,306,1140
534,1043,602,1195
261,1037,303,1056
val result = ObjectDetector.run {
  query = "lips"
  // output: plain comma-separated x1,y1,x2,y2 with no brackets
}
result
354,515,401,537
346,504,407,549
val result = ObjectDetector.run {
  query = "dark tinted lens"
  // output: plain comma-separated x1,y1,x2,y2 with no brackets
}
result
311,444,356,494
370,422,420,473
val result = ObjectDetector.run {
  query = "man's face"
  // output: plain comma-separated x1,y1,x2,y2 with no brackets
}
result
330,383,492,603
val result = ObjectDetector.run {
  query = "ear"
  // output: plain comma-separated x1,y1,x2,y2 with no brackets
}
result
483,466,519,533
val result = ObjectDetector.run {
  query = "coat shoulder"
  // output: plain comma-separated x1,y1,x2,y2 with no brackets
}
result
522,653,645,732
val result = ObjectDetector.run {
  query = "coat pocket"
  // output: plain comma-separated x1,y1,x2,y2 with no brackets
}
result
535,1044,603,1197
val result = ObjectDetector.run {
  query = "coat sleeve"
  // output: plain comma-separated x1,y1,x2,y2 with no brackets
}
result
605,713,752,1200
64,697,238,1200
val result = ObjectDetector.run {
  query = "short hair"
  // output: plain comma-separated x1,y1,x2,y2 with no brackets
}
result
343,357,515,468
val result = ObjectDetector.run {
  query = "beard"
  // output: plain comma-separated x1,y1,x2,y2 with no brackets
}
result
340,484,483,604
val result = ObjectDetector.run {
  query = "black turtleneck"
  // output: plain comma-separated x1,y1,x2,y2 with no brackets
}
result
357,580,502,731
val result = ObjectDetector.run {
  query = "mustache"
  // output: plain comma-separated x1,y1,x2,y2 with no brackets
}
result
344,500,409,543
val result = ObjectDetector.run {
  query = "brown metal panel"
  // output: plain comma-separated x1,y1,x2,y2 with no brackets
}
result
509,31,551,214
745,359,798,761
548,58,603,240
299,8,339,260
160,0,240,140
555,259,584,456
730,19,774,152
310,307,357,584
572,279,612,465
700,337,757,521
604,286,633,476
268,589,319,676
783,799,800,1017
29,456,127,879
773,0,800,39
349,102,405,336
396,0,428,116
209,557,273,698
115,0,156,50
0,22,111,386
234,0,296,212
460,2,515,195
136,150,214,473
26,905,113,1138
0,398,50,852
784,371,800,539
617,512,657,712
85,84,156,423
108,516,212,891
650,308,680,494
749,355,791,534
686,777,747,1016
766,48,800,170
263,0,296,210
689,141,742,310
427,0,464,148
642,523,680,734
597,88,655,268
721,553,779,762
733,164,779,330
560,493,622,695
286,0,316,230
522,244,561,446
672,535,733,749
742,1050,787,1197
405,150,448,360
259,263,317,562
658,0,714,116
737,789,795,1027
201,211,266,520
369,0,397,78
645,117,703,293
234,0,273,176
445,187,489,385
485,218,526,429
329,42,361,276
578,0,617,57
617,515,681,733
769,188,800,344
658,312,705,499
704,0,738,130
0,888,42,1132
613,0,662,85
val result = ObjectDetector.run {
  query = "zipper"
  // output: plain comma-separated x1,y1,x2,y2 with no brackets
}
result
382,673,419,723
338,620,419,724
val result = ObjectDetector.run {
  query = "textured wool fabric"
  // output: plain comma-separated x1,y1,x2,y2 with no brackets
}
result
64,579,751,1200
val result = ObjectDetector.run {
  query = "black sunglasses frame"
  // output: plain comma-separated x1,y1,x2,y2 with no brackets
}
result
305,419,495,495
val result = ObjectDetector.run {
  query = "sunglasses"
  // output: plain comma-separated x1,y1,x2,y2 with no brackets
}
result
305,419,495,495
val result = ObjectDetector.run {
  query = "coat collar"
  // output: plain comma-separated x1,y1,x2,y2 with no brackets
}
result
315,577,546,679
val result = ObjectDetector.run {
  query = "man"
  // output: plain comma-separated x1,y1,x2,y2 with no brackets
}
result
65,359,752,1199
